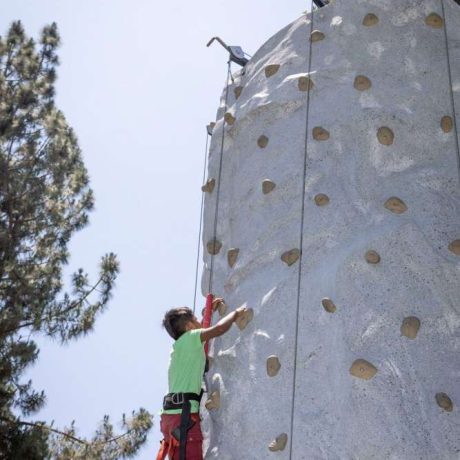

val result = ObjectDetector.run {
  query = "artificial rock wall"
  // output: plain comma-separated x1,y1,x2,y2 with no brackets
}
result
201,0,460,458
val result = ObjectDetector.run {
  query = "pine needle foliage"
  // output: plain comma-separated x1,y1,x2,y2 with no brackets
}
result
0,21,152,459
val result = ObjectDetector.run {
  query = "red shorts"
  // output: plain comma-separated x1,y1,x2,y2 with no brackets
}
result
157,413,203,460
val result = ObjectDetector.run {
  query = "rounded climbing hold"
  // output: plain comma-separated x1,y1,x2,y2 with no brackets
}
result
362,13,379,26
281,248,300,266
258,135,269,148
321,298,336,313
312,126,330,141
354,75,372,91
377,127,394,146
262,179,276,195
365,250,381,264
448,239,460,255
425,13,444,28
205,391,220,410
213,299,228,316
401,316,421,339
441,116,453,133
201,178,216,193
310,30,325,42
234,86,243,99
224,112,236,125
207,238,222,255
227,248,239,268
384,197,407,214
314,193,330,206
298,76,314,92
436,392,453,412
266,355,281,377
268,433,288,452
350,359,377,380
265,64,280,78
236,308,254,330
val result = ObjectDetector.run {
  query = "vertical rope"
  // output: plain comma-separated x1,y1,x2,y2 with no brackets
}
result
193,129,210,314
288,3,315,458
208,62,232,295
440,0,460,184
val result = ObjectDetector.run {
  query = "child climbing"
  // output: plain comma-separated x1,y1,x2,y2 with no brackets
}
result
156,298,247,460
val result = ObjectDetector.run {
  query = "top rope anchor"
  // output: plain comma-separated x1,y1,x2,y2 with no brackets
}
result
207,36,249,67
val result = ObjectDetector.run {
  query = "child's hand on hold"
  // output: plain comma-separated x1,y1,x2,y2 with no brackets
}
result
211,297,225,311
234,306,247,320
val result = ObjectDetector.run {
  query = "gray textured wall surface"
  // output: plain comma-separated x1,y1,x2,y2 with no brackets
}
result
200,1,460,458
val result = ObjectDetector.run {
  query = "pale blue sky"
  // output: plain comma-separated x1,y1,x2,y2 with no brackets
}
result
1,1,308,458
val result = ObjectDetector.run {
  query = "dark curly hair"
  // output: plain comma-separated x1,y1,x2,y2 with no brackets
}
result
162,307,195,340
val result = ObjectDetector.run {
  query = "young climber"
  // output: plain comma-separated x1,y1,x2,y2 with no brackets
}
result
157,299,247,460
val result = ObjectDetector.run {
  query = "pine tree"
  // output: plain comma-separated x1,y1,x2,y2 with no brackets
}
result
0,21,152,458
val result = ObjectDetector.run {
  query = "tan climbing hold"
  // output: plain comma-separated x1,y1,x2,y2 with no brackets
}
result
265,64,280,78
227,248,239,268
234,86,243,99
384,197,407,214
268,433,288,452
298,76,314,92
217,301,228,316
401,316,421,339
362,13,379,26
314,193,330,206
436,392,453,412
201,178,216,193
281,248,300,266
224,112,236,125
235,308,254,330
354,75,372,91
257,135,269,149
377,127,394,146
350,359,377,380
206,122,216,136
310,30,325,42
266,355,281,377
207,238,222,255
441,116,453,133
321,298,336,313
448,239,460,255
262,179,276,194
205,391,220,410
312,126,330,141
425,13,444,28
365,250,381,264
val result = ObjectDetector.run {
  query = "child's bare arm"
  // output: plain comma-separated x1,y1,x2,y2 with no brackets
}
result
200,307,246,342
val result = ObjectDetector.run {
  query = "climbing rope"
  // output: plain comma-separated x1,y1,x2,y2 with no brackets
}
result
440,0,460,184
288,2,315,458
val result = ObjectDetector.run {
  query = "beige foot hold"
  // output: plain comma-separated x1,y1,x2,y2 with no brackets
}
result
384,197,407,214
258,135,269,148
266,355,281,377
224,112,236,125
234,86,243,99
207,238,222,255
441,116,453,133
314,193,330,206
227,248,239,268
201,178,216,193
205,391,220,410
377,127,394,146
354,75,372,91
236,308,254,330
363,13,379,26
268,433,288,452
321,298,336,313
401,316,421,339
448,239,460,255
436,392,453,412
262,179,276,194
312,126,330,141
350,359,377,380
365,250,381,264
265,64,280,78
207,122,216,135
310,30,325,42
281,248,300,266
298,76,314,92
426,13,444,28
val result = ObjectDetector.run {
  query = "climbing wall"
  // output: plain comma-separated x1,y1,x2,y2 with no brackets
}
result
201,0,460,458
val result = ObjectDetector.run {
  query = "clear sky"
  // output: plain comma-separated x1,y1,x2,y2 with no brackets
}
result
1,1,308,458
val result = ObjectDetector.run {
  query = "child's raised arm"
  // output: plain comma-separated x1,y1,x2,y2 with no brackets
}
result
200,307,246,342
